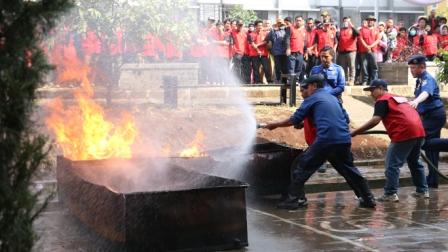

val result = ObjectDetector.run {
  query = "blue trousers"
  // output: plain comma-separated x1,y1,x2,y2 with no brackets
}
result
384,138,428,195
287,52,304,76
288,142,374,201
421,106,446,187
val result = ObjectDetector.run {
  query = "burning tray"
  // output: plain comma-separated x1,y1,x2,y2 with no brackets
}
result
57,156,248,251
171,142,303,195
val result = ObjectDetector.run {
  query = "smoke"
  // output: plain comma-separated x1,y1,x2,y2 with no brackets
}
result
45,0,257,192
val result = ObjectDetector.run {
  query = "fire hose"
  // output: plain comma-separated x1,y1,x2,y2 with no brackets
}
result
360,130,448,181
257,124,448,181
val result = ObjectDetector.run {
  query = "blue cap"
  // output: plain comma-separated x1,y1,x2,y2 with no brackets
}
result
363,79,388,91
408,55,426,65
301,74,325,87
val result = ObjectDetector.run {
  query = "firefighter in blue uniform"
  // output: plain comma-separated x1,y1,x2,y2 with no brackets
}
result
262,74,376,209
310,46,347,173
408,55,446,188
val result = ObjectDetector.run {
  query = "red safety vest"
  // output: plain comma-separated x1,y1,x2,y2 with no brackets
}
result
358,26,379,53
315,28,336,55
290,26,305,54
338,27,357,52
377,93,425,143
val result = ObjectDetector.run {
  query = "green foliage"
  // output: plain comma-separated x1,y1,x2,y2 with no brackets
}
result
227,5,259,25
436,49,448,85
0,1,72,251
64,0,197,48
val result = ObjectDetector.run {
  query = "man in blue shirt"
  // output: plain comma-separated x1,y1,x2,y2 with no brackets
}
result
408,55,446,188
266,18,288,84
310,46,345,98
309,46,347,173
262,74,376,209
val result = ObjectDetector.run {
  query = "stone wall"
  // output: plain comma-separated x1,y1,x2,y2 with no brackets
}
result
379,61,441,86
118,63,199,90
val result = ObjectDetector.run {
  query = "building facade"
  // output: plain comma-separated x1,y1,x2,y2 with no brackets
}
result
193,0,426,28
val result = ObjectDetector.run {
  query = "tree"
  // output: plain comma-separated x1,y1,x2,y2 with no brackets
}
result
0,1,72,251
436,49,448,85
227,5,259,25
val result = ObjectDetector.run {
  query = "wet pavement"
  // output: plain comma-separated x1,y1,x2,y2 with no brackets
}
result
34,185,448,252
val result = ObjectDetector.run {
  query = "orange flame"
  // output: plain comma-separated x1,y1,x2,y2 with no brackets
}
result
179,130,206,158
45,57,137,160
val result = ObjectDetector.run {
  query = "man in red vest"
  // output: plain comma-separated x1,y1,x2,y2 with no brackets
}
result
337,16,358,86
351,79,429,202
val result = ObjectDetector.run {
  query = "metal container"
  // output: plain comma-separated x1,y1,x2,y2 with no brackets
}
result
57,156,248,251
170,142,303,195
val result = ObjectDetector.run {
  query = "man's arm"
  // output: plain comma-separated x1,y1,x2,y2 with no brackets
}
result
284,26,291,56
351,116,382,137
264,118,294,130
331,67,345,96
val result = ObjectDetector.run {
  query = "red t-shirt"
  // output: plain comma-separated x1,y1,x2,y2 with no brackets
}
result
289,26,306,54
81,30,101,56
247,31,268,57
232,30,247,56
143,33,163,57
439,34,448,50
338,27,357,52
305,29,317,55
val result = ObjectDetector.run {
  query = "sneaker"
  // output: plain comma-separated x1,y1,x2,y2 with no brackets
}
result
277,195,308,210
411,191,430,199
377,193,399,202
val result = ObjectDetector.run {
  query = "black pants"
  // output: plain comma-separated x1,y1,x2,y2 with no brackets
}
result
273,55,288,83
250,56,272,83
242,55,252,84
421,106,446,187
288,143,374,201
232,54,244,83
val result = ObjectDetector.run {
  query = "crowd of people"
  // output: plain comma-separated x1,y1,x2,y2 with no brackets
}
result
47,10,448,86
209,9,448,85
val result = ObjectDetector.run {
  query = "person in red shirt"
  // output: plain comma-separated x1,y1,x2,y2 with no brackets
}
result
231,20,247,83
211,21,232,84
248,20,272,84
304,18,318,77
358,15,381,85
337,16,358,86
438,24,448,51
143,32,163,62
412,28,438,61
313,21,337,57
392,27,408,60
351,79,428,202
285,16,306,80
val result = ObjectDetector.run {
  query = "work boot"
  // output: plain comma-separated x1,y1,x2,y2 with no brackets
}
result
358,196,376,208
277,195,308,210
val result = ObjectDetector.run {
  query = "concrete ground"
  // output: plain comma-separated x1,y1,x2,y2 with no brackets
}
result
34,185,448,252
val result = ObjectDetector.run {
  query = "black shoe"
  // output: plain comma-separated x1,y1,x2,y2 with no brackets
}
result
359,197,376,208
277,195,308,210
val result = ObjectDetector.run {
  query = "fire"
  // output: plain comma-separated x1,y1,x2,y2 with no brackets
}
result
179,130,206,158
45,56,137,160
